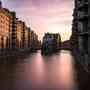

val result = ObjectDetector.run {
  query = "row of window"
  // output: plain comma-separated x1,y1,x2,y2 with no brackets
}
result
0,13,10,22
0,25,9,30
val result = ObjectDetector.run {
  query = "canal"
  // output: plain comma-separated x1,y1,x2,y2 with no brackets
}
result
0,50,87,90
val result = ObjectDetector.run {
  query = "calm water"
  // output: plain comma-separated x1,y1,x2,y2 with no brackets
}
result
0,50,77,90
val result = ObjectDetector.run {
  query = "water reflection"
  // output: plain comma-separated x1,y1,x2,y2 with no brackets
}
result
0,50,76,90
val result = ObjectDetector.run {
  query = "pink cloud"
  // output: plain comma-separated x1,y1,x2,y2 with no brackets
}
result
3,0,74,41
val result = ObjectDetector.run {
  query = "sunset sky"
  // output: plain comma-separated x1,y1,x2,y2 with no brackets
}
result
2,0,74,41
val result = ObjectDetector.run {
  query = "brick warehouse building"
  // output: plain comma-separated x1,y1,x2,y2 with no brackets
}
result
0,1,40,52
16,19,26,49
0,1,16,49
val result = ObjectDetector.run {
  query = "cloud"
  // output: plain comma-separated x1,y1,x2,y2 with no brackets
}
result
2,0,74,41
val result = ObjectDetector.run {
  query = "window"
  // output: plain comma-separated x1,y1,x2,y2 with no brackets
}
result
78,21,83,32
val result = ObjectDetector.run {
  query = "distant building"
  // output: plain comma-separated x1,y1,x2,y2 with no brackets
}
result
16,19,23,48
61,40,71,50
30,31,39,50
16,19,27,49
27,27,31,48
16,19,40,50
0,1,16,49
41,33,61,54
24,27,30,49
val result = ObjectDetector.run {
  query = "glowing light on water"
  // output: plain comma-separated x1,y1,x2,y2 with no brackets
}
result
15,50,76,89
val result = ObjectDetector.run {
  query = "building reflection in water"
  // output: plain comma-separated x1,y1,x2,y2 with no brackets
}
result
12,50,77,90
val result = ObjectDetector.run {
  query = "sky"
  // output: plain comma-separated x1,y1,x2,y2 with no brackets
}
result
2,0,74,41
